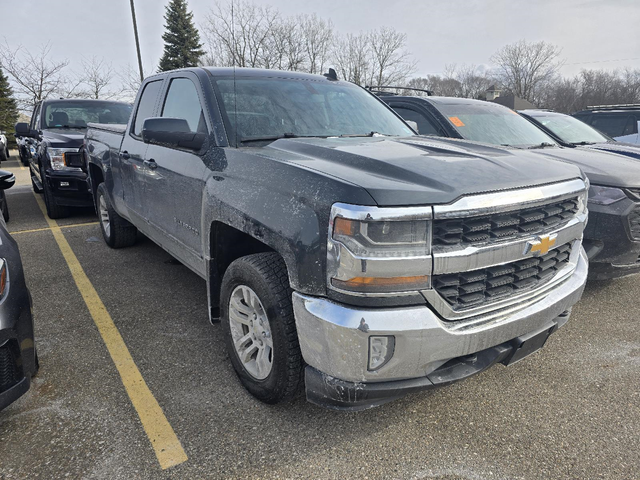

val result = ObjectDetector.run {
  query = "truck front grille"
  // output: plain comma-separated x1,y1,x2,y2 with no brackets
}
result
433,198,580,247
433,243,573,310
0,343,21,392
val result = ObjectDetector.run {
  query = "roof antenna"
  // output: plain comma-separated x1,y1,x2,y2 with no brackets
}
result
323,68,338,81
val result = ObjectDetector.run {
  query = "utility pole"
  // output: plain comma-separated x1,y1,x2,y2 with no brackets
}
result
129,0,144,82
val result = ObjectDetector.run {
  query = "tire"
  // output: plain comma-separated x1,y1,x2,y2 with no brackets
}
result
1,192,9,222
96,183,137,248
40,165,69,219
221,252,304,404
0,147,6,163
32,349,40,377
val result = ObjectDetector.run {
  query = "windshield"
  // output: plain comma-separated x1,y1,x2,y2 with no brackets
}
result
437,102,557,148
43,101,132,129
213,76,414,145
533,113,610,144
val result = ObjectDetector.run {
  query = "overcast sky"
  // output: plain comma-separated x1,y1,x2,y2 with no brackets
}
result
3,0,640,82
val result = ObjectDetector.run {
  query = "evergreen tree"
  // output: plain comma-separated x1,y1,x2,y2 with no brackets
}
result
0,65,19,147
158,0,205,72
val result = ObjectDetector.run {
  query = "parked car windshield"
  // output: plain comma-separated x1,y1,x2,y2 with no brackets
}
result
532,113,610,144
437,102,557,148
43,101,132,129
213,76,414,145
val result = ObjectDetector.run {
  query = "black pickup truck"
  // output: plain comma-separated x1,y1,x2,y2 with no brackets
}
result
379,94,640,280
15,99,132,219
85,67,588,410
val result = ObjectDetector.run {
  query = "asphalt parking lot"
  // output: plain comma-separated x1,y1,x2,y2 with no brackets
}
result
0,153,638,480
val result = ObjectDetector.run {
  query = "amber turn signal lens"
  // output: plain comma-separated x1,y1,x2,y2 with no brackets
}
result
333,217,356,237
332,275,430,293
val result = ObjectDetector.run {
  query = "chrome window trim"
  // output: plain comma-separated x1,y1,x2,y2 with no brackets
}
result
433,178,587,219
422,239,582,322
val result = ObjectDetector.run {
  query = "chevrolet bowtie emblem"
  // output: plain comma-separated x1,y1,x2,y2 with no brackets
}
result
525,234,557,256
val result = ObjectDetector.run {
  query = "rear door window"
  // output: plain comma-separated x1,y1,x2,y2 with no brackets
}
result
391,106,440,135
133,80,163,137
590,114,633,138
161,78,207,133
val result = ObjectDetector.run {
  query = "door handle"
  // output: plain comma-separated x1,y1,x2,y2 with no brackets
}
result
144,159,158,170
121,151,130,160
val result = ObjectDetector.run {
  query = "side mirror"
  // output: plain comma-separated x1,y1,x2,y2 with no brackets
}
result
15,122,39,139
405,120,419,134
0,170,16,190
141,117,206,151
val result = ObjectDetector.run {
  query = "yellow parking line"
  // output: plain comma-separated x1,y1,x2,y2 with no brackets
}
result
11,221,100,235
33,194,188,470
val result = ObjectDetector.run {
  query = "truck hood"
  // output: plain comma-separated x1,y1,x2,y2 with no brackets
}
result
531,146,640,188
43,129,85,148
586,142,640,161
259,136,584,206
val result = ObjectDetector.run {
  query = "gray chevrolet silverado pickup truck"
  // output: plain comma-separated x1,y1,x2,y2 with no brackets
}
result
85,67,589,410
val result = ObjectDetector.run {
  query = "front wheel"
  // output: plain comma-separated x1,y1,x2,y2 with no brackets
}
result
96,183,137,248
221,253,304,404
40,165,69,219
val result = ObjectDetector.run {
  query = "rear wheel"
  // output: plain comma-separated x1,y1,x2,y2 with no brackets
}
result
0,147,6,163
96,183,137,248
221,253,304,404
40,165,69,219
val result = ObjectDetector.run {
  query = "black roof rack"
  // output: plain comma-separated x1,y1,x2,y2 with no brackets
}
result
366,85,433,96
585,104,640,110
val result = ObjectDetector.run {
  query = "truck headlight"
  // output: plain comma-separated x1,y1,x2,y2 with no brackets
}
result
327,203,432,295
588,185,626,206
48,148,82,171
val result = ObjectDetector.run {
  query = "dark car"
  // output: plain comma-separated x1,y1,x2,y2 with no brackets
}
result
573,105,640,145
379,93,640,279
520,109,640,160
15,99,132,219
0,170,38,411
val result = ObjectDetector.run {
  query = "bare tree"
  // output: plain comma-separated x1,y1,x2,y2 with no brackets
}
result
453,64,494,99
333,32,371,85
491,40,563,104
299,14,333,74
202,0,279,68
0,40,69,111
118,63,154,101
76,56,122,99
529,67,640,113
368,27,416,86
262,17,306,71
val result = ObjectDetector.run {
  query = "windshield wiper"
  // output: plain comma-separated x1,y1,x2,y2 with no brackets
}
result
339,132,385,138
527,142,556,149
571,141,596,146
239,133,326,144
50,125,87,130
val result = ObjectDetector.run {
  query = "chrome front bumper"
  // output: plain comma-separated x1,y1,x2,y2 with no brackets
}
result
293,247,588,385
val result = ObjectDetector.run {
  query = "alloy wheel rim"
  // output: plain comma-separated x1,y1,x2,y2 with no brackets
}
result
228,285,273,380
99,195,110,238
